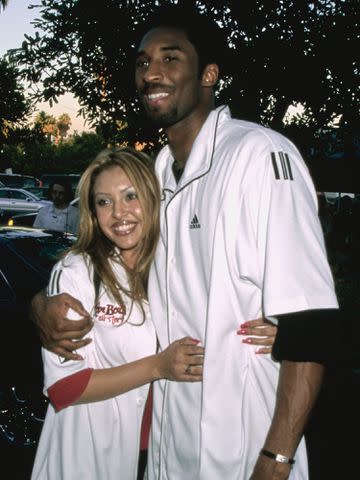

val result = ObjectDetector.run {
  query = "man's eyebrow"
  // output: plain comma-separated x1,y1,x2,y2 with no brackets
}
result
136,45,183,57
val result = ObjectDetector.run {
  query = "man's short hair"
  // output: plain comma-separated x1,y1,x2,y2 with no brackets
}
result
48,180,74,203
136,4,228,77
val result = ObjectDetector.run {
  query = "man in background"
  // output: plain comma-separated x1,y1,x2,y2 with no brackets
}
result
34,180,79,234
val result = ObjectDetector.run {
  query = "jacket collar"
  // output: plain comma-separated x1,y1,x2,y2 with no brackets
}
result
156,105,230,191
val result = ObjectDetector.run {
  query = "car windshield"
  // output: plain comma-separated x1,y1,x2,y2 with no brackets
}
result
4,232,75,272
0,230,76,303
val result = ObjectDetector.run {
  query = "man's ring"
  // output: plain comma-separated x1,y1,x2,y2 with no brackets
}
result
185,365,192,374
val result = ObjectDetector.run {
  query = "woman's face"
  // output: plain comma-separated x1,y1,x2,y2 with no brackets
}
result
93,166,144,267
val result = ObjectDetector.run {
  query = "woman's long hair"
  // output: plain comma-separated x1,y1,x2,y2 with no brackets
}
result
70,147,160,315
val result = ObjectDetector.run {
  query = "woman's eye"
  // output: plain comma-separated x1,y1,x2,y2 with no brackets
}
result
97,198,111,207
126,192,138,201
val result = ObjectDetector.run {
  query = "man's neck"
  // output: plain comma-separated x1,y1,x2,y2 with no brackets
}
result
53,204,68,211
166,106,213,168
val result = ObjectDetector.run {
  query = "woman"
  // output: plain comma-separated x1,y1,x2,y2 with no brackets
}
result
31,147,277,479
31,147,205,479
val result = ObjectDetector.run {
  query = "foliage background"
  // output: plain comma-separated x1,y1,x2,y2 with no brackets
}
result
0,0,359,184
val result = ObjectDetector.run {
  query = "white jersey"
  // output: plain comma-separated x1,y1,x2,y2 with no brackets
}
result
32,253,157,480
33,203,79,234
147,105,338,479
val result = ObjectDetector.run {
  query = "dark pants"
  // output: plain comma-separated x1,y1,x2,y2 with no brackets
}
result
137,449,147,480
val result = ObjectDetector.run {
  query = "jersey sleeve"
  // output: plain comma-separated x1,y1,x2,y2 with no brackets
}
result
41,254,94,397
244,132,338,318
272,309,347,363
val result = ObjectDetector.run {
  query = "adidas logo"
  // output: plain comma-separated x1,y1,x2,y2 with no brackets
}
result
190,214,201,229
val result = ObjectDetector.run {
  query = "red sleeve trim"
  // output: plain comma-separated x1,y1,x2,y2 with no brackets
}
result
140,384,153,451
47,368,93,412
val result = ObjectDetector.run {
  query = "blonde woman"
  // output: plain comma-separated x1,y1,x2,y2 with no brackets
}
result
31,147,204,480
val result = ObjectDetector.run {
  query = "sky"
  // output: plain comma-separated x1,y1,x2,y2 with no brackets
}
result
0,0,91,133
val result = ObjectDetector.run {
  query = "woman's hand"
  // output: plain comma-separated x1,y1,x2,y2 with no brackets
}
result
157,336,204,382
237,317,277,354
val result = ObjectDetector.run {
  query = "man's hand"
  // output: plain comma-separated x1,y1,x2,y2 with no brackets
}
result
30,290,93,360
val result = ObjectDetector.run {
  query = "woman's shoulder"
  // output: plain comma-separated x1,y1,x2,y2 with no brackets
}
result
55,251,91,274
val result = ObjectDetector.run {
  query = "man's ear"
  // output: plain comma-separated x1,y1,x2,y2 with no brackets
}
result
201,63,219,87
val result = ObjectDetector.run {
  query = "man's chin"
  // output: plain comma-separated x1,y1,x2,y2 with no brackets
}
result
146,112,177,129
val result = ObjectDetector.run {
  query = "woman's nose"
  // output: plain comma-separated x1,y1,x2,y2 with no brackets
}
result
112,199,127,218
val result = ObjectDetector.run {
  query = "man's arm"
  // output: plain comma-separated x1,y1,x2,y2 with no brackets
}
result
30,289,93,360
250,309,342,479
250,361,323,479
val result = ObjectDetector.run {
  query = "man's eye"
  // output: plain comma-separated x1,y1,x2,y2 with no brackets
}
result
164,56,177,63
136,58,149,69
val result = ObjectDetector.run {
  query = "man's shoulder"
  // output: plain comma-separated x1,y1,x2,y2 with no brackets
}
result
68,204,79,214
225,118,289,147
218,105,293,147
36,203,52,215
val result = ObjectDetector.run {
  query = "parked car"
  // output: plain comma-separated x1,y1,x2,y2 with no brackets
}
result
6,211,37,227
6,198,79,229
24,186,49,200
0,188,51,218
0,226,76,476
0,174,42,189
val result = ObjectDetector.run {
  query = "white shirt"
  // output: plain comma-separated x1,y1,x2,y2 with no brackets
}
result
146,106,338,479
33,203,79,234
31,253,157,480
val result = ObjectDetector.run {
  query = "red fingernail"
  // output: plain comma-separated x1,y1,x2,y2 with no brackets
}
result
190,338,200,344
242,338,252,344
240,322,248,328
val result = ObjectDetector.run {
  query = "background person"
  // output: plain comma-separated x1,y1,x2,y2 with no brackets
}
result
33,180,79,234
31,147,205,480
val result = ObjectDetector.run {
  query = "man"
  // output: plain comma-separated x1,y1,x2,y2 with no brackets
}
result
31,5,339,479
33,180,79,234
136,6,339,480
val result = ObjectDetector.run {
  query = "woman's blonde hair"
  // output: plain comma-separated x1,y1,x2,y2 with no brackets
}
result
70,146,160,315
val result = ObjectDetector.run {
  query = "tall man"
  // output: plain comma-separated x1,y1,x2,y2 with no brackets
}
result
135,6,338,480
31,5,339,479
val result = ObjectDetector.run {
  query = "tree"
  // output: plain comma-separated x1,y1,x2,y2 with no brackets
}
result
1,128,106,175
12,1,359,155
0,56,31,143
56,113,71,140
33,110,58,142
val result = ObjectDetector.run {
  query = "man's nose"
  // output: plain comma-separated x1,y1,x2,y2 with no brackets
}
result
143,60,163,83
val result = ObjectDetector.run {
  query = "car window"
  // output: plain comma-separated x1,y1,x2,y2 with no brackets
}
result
22,178,37,188
0,190,9,198
0,174,41,188
10,190,29,200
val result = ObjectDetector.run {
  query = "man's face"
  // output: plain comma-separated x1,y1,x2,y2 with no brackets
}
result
135,27,203,129
51,184,67,208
